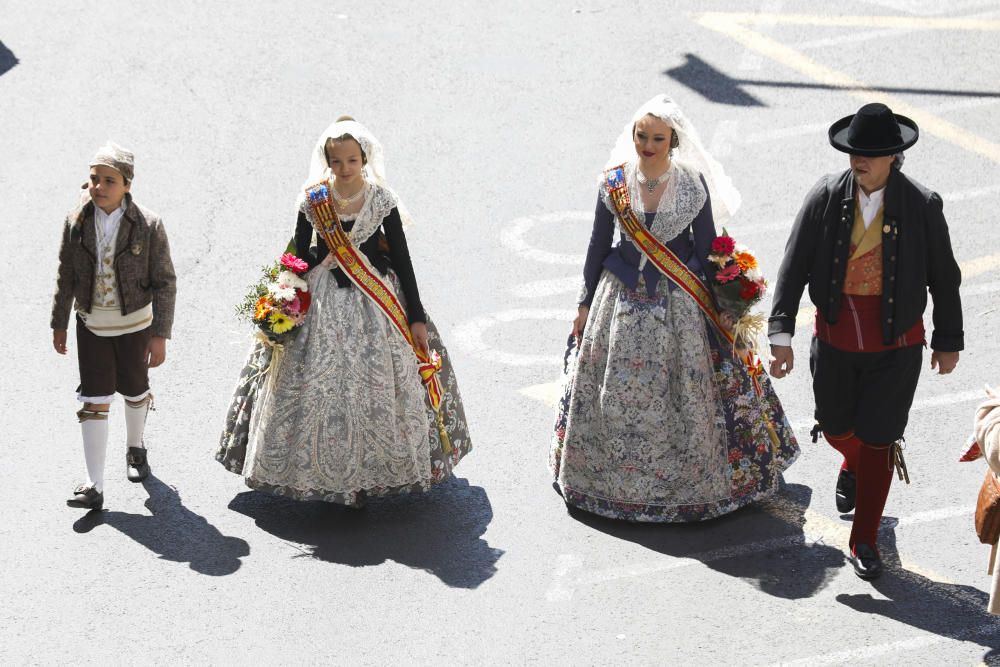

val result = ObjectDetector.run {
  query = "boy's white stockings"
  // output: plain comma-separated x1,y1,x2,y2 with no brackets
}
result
79,413,108,493
124,394,152,449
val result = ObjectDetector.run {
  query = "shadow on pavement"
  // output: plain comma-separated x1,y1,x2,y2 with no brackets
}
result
73,474,249,576
566,481,845,599
836,525,1000,661
0,41,17,78
666,53,1000,108
227,476,503,589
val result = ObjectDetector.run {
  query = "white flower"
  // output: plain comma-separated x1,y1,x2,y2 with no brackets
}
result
277,271,307,291
745,266,763,282
268,283,296,302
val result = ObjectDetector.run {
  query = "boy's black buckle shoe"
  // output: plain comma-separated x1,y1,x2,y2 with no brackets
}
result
126,447,150,483
67,485,104,509
851,543,883,580
836,469,856,513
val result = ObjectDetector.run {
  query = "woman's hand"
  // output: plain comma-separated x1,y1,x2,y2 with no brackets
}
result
411,322,430,355
719,311,737,333
572,306,590,343
320,253,335,269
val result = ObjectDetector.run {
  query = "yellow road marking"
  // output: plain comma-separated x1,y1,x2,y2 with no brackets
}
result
519,381,562,407
696,13,1000,165
699,12,1000,31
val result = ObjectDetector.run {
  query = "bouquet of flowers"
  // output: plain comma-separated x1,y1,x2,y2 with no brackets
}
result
236,253,312,344
706,231,767,350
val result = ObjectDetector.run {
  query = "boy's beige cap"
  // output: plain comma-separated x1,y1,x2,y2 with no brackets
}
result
90,141,134,181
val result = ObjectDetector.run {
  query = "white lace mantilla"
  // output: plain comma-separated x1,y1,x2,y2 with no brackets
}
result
297,182,398,245
600,160,707,243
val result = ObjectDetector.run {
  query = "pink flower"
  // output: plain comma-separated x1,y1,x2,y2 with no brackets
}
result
716,264,741,283
711,236,736,255
286,296,302,314
280,253,309,273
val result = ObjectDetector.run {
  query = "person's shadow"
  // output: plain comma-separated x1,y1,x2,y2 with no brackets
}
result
228,476,503,589
73,474,249,576
836,522,1000,663
565,481,845,599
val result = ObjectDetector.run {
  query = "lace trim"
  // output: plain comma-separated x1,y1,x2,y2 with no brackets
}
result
298,183,397,244
600,161,707,243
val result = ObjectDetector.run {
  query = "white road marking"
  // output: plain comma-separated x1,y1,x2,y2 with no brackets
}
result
859,0,999,16
546,498,972,602
761,622,1000,667
789,389,985,430
499,211,589,265
508,276,580,299
964,281,1000,297
451,309,574,366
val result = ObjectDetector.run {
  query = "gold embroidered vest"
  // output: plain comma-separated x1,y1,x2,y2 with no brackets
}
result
843,203,883,296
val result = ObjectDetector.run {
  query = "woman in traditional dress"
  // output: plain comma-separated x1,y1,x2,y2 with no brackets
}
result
551,95,799,522
217,117,471,506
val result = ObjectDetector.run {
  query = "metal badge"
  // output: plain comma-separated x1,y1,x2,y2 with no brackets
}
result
131,243,142,255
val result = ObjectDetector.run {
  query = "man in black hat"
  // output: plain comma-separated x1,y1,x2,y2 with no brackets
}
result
768,103,963,580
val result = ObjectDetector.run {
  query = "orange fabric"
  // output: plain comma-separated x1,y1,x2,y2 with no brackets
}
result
844,204,883,296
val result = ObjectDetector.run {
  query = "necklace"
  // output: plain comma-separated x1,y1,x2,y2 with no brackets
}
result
637,166,671,194
333,182,367,208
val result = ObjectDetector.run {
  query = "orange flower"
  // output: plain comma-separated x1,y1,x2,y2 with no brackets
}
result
734,251,758,272
254,296,272,320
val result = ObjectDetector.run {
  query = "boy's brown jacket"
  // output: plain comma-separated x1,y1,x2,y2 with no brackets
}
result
51,192,176,338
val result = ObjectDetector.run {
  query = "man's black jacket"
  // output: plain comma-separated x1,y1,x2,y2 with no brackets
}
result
769,167,963,352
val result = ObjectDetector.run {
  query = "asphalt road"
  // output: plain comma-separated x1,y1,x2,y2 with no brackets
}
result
3,1,1000,664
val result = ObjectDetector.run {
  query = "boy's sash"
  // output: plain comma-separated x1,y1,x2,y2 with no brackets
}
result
603,164,734,346
305,181,451,453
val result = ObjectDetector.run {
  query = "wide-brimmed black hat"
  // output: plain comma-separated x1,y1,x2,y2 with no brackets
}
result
828,103,919,157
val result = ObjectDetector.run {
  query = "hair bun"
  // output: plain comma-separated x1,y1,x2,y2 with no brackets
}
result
336,115,355,122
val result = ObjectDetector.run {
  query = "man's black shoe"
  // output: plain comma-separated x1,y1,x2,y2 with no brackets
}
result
126,447,150,483
851,543,883,580
836,469,856,513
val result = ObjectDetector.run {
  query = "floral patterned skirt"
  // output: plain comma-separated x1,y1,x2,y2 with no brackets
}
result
216,268,471,506
551,271,798,522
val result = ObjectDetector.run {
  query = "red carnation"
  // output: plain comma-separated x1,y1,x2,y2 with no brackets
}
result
739,278,759,300
297,290,312,313
711,236,736,255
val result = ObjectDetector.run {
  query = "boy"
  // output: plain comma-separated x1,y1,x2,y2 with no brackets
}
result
51,142,176,509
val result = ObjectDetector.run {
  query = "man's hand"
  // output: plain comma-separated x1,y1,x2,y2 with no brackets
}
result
146,336,167,368
769,345,794,379
53,329,68,355
930,350,959,375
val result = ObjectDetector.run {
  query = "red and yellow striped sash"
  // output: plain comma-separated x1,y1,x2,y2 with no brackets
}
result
603,164,734,345
305,181,450,452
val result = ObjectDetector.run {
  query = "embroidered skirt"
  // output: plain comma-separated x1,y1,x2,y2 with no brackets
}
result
217,268,472,505
551,271,799,522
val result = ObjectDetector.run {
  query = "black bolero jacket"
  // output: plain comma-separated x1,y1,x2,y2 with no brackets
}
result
294,206,426,324
769,167,963,352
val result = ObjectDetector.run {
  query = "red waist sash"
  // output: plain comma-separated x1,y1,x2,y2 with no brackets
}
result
815,294,924,352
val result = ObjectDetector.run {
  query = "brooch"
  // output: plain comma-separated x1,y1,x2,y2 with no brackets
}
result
131,243,142,255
